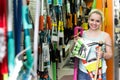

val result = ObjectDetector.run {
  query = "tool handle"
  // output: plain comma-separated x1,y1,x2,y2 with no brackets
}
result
94,46,101,80
47,16,52,30
39,15,44,31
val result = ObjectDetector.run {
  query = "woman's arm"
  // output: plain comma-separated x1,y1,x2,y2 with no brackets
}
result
103,33,113,59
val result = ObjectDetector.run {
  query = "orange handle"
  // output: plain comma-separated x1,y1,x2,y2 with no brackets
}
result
47,16,52,30
39,15,44,31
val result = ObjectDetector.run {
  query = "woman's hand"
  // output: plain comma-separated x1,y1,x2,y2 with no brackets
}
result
96,46,103,58
74,36,80,43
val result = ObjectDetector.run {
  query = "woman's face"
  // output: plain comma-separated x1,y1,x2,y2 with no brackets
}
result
88,13,102,30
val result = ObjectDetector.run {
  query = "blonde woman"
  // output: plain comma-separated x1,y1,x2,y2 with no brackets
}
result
75,9,113,80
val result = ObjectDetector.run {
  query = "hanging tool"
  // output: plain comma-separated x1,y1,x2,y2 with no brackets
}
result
16,1,33,80
8,47,31,80
57,4,65,59
73,26,83,80
39,0,44,31
77,0,83,26
66,0,73,29
102,0,108,31
0,0,8,80
33,0,41,79
7,0,15,77
46,0,52,30
50,5,60,80
64,0,74,45
13,0,22,55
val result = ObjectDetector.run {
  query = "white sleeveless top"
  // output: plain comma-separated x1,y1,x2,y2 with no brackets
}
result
79,31,107,73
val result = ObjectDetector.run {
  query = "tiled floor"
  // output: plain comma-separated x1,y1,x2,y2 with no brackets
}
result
58,67,73,80
57,59,74,80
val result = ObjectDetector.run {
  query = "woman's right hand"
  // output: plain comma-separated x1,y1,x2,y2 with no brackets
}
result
74,36,80,43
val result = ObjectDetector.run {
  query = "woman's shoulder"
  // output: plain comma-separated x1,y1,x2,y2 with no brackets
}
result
101,31,111,40
101,31,110,37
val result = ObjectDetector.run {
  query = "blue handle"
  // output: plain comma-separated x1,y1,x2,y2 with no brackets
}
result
8,31,15,76
22,5,33,70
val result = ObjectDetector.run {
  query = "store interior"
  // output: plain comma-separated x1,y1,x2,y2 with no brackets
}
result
28,0,120,80
0,0,120,80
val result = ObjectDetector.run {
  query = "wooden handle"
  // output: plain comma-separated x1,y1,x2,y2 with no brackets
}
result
94,46,101,80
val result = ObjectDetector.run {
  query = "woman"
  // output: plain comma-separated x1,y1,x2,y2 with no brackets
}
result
75,9,113,80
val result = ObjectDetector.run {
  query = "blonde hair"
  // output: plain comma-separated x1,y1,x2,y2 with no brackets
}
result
88,9,104,23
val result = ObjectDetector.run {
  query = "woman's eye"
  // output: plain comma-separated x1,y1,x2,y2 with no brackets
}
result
90,19,94,21
90,19,100,23
96,20,100,22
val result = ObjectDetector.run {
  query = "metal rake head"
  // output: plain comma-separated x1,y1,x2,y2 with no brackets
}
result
87,41,111,47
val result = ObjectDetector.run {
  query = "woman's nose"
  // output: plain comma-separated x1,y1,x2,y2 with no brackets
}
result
93,21,96,24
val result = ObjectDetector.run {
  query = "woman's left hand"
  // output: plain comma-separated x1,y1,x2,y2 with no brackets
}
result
96,46,103,58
